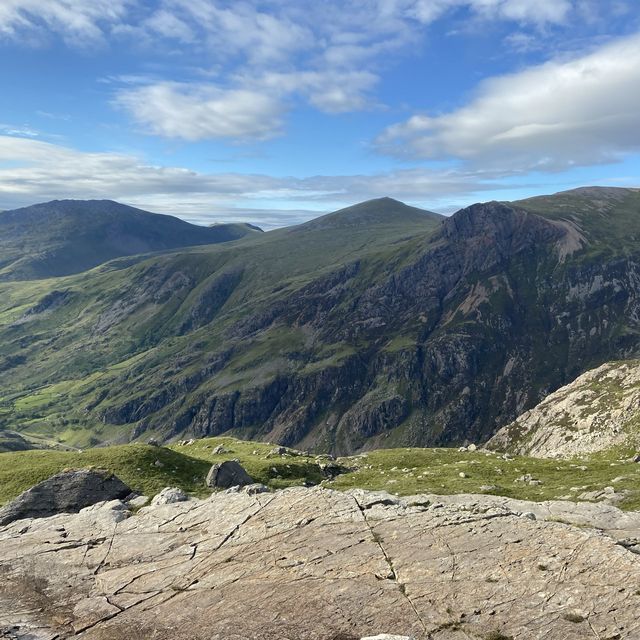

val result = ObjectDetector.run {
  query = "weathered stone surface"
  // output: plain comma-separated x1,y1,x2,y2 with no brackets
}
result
489,360,640,458
0,469,131,527
1,487,639,639
205,460,253,488
150,487,189,506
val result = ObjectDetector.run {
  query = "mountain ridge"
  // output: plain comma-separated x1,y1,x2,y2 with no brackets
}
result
0,199,262,281
0,187,639,453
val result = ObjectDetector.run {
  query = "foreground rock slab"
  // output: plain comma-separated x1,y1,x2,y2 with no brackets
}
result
1,487,639,639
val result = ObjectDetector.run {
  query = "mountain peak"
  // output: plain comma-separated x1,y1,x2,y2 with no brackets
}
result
298,197,443,232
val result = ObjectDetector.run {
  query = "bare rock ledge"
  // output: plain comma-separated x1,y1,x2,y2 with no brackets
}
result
1,487,639,639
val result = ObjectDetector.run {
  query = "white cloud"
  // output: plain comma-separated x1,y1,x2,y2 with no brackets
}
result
377,33,640,171
0,0,131,45
116,83,285,141
0,135,510,226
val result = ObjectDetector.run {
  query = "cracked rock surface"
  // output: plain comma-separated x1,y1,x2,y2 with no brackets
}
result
1,487,639,639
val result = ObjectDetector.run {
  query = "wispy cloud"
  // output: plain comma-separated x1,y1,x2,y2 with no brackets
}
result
0,0,131,45
377,33,640,172
0,135,518,226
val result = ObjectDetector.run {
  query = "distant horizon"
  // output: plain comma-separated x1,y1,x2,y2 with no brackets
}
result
1,1,639,226
2,185,638,231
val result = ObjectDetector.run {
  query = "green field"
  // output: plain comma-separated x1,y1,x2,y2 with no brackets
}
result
2,436,639,512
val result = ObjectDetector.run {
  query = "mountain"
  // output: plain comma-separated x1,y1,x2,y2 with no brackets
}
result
296,196,443,231
488,359,640,458
0,199,262,280
0,188,639,454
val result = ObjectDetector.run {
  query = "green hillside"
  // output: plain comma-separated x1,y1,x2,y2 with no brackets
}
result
0,199,262,280
0,189,639,454
2,437,640,512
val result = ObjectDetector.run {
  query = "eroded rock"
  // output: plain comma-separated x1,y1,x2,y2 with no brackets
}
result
0,469,131,527
0,488,639,639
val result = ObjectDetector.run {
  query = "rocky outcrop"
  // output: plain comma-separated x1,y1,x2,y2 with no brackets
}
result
0,487,639,639
205,460,254,488
488,360,640,458
0,469,131,527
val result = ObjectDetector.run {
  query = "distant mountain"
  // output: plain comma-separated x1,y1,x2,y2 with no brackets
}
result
1,188,640,455
296,197,443,231
0,199,262,280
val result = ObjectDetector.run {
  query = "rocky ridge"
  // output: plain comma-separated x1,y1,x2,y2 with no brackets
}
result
1,486,639,639
488,360,640,458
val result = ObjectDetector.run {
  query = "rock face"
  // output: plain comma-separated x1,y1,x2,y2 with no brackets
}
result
0,469,131,527
1,487,639,639
205,460,254,488
488,360,640,458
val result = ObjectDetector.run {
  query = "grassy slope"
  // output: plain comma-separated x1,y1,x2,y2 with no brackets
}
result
0,199,443,447
1,436,639,512
515,187,640,257
0,199,262,280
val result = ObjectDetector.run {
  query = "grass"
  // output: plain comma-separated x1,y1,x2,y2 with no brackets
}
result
2,436,640,513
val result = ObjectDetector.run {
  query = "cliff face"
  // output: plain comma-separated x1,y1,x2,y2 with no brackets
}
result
2,190,640,453
100,202,640,453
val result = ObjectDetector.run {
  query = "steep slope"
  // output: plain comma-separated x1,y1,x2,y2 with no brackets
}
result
0,199,262,280
1,189,639,454
488,360,640,458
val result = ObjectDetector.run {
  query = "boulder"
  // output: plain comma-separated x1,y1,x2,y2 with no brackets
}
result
150,487,189,506
205,460,253,489
0,469,131,526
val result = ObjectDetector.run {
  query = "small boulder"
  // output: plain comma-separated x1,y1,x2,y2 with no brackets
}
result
151,487,189,506
211,444,229,455
205,461,253,489
242,483,270,495
127,495,150,508
0,469,131,527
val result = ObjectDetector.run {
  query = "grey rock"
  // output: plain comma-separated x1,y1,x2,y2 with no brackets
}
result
242,483,270,495
211,444,229,455
205,460,253,489
0,469,131,527
1,488,640,639
151,487,189,506
127,495,149,508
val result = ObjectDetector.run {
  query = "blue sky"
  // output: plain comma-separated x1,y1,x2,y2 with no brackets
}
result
0,0,639,227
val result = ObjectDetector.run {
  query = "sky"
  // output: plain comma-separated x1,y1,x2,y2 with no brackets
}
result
0,0,639,228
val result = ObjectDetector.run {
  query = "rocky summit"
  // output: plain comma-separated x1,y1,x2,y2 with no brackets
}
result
1,486,639,640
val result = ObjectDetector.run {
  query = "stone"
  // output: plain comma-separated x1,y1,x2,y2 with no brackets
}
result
269,446,287,456
151,487,189,506
242,483,270,495
467,443,477,451
211,444,229,455
147,438,160,447
127,495,150,508
361,636,414,640
1,488,640,639
0,469,131,527
154,459,164,467
205,460,253,489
